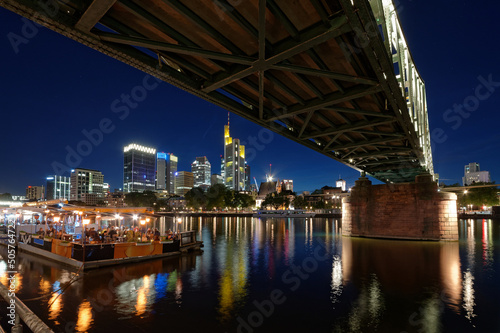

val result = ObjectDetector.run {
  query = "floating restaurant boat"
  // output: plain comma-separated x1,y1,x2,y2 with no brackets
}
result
11,231,202,270
1,203,203,270
252,209,316,218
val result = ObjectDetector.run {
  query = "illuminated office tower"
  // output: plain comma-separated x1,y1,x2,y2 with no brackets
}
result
223,119,245,191
166,153,178,194
123,143,156,192
191,156,211,187
244,164,251,191
46,175,70,200
175,171,194,196
70,168,104,205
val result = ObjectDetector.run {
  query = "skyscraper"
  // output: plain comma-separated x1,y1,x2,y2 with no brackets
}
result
70,168,104,205
220,155,225,180
46,175,70,200
123,143,156,192
224,118,246,191
166,153,178,195
211,174,224,186
156,153,167,190
175,171,194,196
192,156,211,187
244,164,251,191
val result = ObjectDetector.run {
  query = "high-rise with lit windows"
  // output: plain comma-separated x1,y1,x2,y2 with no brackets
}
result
159,153,179,194
462,162,491,185
192,156,211,187
26,186,44,201
70,168,104,205
46,175,70,200
123,143,156,192
175,171,194,196
224,119,246,191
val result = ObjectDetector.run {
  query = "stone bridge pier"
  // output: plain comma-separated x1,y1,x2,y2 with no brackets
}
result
342,174,458,241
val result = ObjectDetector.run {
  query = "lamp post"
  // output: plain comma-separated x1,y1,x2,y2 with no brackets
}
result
177,217,182,234
140,219,146,241
133,214,138,229
53,216,61,237
81,218,90,244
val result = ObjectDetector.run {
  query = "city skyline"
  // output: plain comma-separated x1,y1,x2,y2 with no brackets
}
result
1,1,500,195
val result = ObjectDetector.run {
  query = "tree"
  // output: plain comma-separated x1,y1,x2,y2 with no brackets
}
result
0,193,13,201
261,192,290,210
125,191,157,207
241,194,256,209
185,187,207,210
313,200,326,209
459,182,499,207
155,199,170,212
292,196,307,209
261,193,276,210
206,184,227,210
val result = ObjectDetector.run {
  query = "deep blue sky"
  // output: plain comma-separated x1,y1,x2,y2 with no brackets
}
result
1,1,499,195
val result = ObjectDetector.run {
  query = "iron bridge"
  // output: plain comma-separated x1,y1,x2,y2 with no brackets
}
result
1,0,434,183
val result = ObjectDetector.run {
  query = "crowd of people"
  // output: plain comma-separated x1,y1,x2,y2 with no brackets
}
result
82,226,179,243
36,224,180,243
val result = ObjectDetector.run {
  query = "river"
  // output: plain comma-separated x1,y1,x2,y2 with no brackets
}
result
0,217,498,332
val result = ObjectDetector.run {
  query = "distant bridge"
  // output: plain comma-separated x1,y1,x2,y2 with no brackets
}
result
1,0,433,183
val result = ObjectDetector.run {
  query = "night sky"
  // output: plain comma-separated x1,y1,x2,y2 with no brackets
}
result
1,1,500,195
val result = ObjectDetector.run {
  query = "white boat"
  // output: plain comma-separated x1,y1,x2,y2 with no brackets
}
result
252,209,316,218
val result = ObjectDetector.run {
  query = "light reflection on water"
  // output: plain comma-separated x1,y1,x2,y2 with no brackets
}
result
75,300,93,332
0,218,498,332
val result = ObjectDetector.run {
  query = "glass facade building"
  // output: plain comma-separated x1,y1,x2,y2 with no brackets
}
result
70,168,104,205
192,156,211,187
156,152,178,194
46,175,70,200
123,143,156,192
175,171,194,196
224,124,246,191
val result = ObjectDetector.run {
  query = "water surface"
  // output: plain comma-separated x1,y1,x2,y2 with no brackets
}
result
0,218,498,332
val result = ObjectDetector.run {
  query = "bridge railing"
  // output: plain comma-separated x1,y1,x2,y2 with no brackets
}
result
369,0,434,176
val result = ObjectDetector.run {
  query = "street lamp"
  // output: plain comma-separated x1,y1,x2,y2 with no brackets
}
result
132,214,138,228
177,217,182,233
81,218,90,244
140,219,146,241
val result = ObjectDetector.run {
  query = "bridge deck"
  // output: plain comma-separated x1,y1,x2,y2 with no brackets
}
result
0,0,433,183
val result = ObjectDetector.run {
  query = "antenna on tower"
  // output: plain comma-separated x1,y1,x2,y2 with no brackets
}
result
228,112,230,127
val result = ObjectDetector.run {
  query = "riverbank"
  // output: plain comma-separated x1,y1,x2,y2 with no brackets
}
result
459,213,499,219
160,212,342,218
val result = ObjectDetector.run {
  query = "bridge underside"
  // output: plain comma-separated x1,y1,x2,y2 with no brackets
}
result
1,0,432,183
